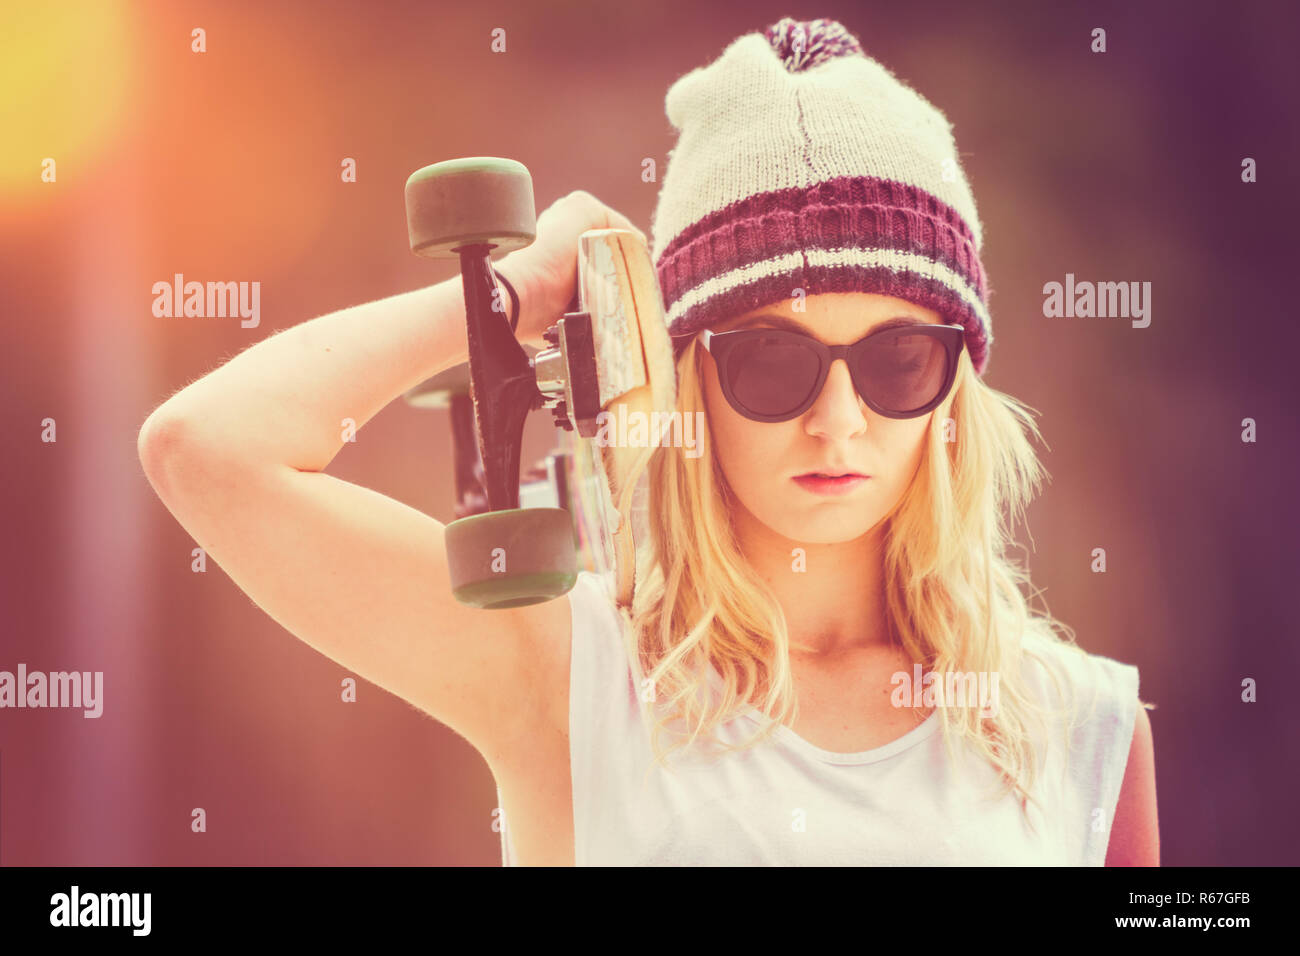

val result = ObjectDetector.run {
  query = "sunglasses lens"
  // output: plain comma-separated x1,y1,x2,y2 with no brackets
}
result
855,331,950,414
725,332,821,418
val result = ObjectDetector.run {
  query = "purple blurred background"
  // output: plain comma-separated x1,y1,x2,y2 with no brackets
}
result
2,0,1297,865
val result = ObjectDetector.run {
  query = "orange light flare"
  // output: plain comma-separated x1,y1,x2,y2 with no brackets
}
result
2,3,336,273
0,2,135,207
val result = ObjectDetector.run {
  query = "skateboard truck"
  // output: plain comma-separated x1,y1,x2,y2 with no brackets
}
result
405,157,676,613
534,312,602,438
401,362,488,519
405,157,584,610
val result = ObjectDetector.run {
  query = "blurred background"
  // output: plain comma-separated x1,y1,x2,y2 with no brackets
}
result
1,0,1297,865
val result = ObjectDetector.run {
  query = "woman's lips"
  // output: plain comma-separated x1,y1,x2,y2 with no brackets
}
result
792,474,869,495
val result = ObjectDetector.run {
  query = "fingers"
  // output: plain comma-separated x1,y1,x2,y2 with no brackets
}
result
594,197,649,245
540,190,647,245
578,192,645,241
615,215,650,247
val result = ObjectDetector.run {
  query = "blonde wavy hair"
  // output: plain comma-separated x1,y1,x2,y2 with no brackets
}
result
611,331,1136,818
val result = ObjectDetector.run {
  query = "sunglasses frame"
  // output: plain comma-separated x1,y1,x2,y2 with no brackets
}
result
697,323,966,423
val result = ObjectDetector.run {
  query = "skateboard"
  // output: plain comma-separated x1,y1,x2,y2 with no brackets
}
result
402,156,677,611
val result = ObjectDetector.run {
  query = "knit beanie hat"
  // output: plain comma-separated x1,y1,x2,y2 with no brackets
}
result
650,17,993,375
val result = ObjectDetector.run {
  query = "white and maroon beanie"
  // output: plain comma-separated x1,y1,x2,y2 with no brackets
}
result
651,17,994,375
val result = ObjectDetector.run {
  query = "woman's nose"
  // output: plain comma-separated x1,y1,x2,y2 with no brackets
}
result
805,358,868,436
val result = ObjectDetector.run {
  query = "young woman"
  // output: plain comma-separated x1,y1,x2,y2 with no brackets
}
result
139,18,1157,866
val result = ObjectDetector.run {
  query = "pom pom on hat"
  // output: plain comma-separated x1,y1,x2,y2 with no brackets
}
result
765,17,864,73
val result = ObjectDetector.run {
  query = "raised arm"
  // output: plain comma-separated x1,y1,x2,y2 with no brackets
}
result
136,189,646,771
136,245,570,768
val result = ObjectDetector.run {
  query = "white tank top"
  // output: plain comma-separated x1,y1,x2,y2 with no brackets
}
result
497,569,1139,865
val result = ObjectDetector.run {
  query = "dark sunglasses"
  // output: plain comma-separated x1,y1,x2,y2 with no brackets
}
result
695,323,965,423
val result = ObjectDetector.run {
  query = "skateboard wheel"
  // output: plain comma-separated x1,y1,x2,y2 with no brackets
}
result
444,507,577,608
405,157,536,259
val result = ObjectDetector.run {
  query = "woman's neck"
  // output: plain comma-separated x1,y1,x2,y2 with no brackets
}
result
730,502,892,657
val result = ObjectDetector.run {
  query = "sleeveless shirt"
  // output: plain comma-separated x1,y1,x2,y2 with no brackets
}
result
496,569,1139,865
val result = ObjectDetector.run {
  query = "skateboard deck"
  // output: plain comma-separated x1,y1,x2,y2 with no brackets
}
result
552,228,677,611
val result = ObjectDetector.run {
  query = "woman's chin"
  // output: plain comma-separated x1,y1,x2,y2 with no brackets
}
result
765,515,882,547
